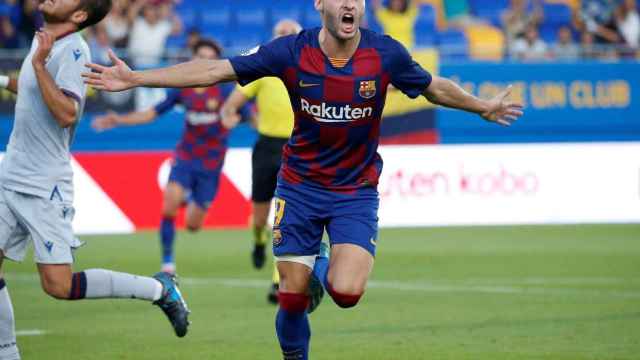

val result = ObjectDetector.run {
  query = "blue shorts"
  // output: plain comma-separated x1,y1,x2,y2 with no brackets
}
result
168,159,221,210
272,180,379,257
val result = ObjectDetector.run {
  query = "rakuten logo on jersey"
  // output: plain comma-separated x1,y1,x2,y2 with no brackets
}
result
300,98,373,123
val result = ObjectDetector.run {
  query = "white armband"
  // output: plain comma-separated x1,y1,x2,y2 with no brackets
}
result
0,75,9,89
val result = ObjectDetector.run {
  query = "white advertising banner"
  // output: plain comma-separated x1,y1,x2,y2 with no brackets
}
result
377,143,640,226
1,142,639,234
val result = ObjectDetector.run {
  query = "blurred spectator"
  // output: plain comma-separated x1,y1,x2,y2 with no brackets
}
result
502,0,543,48
2,0,21,27
102,0,130,48
443,0,468,22
580,32,599,59
552,26,580,60
615,0,639,50
444,0,483,27
0,15,18,48
373,0,419,50
17,0,43,43
127,0,182,67
574,0,621,44
185,28,201,53
510,25,548,60
88,26,112,65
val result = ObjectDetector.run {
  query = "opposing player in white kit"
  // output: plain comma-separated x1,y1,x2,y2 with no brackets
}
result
0,1,190,358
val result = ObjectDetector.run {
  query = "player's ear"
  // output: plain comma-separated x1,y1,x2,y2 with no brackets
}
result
314,0,322,12
71,8,89,28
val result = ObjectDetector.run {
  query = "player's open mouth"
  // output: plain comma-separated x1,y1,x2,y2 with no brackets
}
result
341,13,356,33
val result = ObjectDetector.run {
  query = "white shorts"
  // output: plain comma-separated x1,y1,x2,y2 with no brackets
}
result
0,188,82,264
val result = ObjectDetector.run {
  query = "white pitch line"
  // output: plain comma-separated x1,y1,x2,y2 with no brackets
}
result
452,277,640,286
6,274,640,299
16,330,46,337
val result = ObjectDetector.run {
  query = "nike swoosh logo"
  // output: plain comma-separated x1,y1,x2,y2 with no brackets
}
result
370,238,377,246
299,80,320,88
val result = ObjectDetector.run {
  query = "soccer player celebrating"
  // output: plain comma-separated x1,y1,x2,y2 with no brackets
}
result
92,38,235,275
0,1,190,358
83,0,524,358
221,19,302,304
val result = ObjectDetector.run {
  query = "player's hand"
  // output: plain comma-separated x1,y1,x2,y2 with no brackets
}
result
83,49,135,92
221,113,241,130
480,85,524,127
32,29,54,69
92,111,121,131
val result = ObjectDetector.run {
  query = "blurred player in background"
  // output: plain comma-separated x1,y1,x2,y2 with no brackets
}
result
92,38,235,275
0,2,190,358
83,0,524,358
221,19,302,305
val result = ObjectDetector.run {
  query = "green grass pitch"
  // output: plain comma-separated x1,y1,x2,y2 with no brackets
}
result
4,224,640,359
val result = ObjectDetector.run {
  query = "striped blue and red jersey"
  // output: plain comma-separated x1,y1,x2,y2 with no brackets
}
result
230,28,432,191
154,85,233,171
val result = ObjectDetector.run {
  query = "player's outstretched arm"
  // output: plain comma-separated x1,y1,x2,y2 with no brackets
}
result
92,109,158,131
221,89,250,130
83,49,238,92
423,76,524,126
0,75,18,94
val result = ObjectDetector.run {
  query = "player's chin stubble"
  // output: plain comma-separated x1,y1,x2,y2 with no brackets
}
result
324,16,358,42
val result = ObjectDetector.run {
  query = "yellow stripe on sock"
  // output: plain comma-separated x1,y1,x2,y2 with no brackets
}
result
272,263,280,285
253,226,268,246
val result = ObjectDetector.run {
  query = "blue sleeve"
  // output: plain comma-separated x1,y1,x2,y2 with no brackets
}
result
154,89,181,114
388,38,432,99
229,35,295,86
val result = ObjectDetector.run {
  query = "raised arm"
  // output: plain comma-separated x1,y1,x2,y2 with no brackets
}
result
32,30,80,128
221,88,250,130
423,76,523,126
83,49,238,92
126,0,146,24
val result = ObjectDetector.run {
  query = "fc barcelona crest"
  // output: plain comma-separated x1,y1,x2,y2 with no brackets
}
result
359,80,377,99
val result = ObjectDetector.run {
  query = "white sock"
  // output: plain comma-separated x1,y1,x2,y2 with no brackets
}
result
0,281,20,360
84,269,163,301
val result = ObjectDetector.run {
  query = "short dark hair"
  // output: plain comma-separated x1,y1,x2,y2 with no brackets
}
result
77,0,112,31
192,38,223,57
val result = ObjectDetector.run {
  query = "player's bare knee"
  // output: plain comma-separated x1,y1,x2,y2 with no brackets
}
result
278,275,307,294
277,267,311,311
277,265,311,294
327,281,364,309
41,276,72,300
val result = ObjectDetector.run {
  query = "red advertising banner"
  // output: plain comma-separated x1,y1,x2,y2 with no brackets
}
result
74,152,251,231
